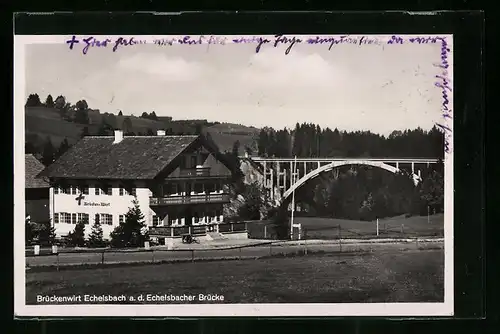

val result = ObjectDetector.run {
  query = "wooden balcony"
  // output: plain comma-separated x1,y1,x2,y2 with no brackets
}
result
149,193,230,206
149,222,248,237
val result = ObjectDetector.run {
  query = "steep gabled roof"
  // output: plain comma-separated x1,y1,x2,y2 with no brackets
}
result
26,154,49,188
38,135,200,180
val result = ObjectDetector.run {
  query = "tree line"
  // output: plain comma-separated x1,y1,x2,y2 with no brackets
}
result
256,123,444,158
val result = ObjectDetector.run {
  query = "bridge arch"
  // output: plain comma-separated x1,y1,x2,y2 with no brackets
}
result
281,160,421,202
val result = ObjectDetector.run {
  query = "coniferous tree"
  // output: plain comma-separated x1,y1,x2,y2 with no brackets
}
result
56,138,70,159
110,198,148,248
44,94,55,108
87,219,105,248
68,221,86,247
25,94,42,107
41,137,55,166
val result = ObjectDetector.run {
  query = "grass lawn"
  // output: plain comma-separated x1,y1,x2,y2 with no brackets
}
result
27,248,444,304
292,214,444,240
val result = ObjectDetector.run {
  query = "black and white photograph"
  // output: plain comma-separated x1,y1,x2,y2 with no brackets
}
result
14,33,453,317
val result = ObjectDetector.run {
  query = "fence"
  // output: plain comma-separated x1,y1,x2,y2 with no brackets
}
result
247,217,444,241
26,236,443,271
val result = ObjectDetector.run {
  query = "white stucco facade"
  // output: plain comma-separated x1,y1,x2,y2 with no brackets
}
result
49,180,152,239
49,179,226,240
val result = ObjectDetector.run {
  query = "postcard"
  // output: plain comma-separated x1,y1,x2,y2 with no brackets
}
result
14,33,453,317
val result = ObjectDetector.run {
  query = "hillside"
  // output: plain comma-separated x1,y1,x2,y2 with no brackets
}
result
25,106,260,154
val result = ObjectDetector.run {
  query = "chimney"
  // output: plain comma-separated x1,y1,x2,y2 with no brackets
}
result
113,130,123,143
157,130,166,136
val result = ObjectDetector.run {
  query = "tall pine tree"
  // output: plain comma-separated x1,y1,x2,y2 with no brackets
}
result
88,219,105,248
110,198,148,248
68,221,86,247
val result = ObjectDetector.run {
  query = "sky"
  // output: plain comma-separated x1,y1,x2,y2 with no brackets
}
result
24,35,446,135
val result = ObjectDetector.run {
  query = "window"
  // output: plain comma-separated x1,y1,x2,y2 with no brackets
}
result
54,187,59,194
119,187,124,196
119,215,124,225
194,212,200,224
152,215,162,226
216,210,222,222
61,213,71,224
215,182,222,193
168,214,177,225
194,183,203,194
95,214,100,224
78,213,89,224
78,185,89,195
101,214,113,225
102,185,112,196
62,186,71,194
54,213,59,224
71,213,77,224
129,187,136,196
205,183,215,193
190,155,197,168
71,186,78,195
95,186,100,195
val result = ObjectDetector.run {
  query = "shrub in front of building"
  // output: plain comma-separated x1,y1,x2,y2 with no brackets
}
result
87,219,106,248
110,198,149,248
26,219,57,246
67,220,86,247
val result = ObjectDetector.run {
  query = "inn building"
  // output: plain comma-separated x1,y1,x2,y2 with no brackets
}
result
37,130,244,244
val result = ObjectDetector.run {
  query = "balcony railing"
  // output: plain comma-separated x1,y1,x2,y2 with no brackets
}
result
179,167,210,177
150,193,230,206
149,222,248,237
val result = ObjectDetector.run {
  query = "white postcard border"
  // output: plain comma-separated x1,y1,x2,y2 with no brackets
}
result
14,34,454,317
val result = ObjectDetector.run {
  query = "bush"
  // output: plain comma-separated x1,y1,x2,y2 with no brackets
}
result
67,221,86,247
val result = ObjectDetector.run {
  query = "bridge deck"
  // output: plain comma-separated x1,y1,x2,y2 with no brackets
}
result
241,157,440,163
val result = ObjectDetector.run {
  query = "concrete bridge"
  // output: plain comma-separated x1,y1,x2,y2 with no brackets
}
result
239,157,440,203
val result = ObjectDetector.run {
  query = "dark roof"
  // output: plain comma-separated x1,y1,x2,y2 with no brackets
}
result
38,135,200,180
26,154,49,188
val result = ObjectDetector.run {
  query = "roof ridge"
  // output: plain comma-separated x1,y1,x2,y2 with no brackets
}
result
82,135,200,138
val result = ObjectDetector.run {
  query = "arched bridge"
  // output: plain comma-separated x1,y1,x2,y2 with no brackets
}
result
240,157,440,203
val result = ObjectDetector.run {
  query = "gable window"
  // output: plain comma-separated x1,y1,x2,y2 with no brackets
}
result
190,155,197,168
